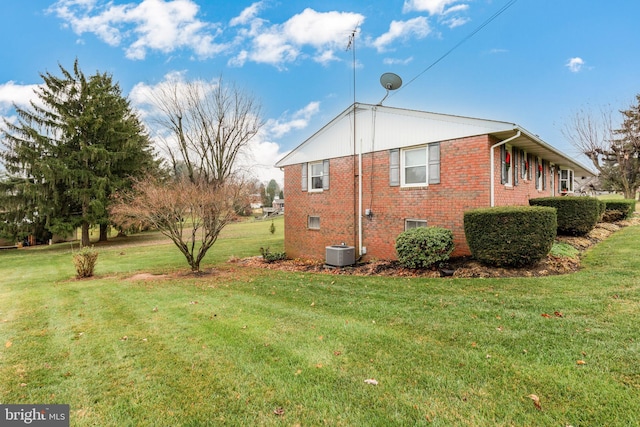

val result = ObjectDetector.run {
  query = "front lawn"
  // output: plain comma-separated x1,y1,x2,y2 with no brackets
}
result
1,216,639,426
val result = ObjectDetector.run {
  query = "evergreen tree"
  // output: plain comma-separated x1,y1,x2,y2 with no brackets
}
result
265,179,279,207
0,60,158,246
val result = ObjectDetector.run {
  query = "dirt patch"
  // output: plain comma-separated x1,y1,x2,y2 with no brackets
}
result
127,273,170,281
238,218,640,279
238,253,581,278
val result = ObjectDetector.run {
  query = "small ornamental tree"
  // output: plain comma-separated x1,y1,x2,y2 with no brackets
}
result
73,246,99,278
395,227,454,269
110,177,242,272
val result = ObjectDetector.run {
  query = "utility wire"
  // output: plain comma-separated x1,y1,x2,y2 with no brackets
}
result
393,0,519,96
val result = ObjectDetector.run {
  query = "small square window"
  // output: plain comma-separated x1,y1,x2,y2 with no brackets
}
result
308,216,320,230
405,219,427,230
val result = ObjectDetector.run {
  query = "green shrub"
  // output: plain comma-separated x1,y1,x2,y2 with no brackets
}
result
395,227,454,269
597,199,606,221
601,199,637,222
464,206,556,267
73,246,99,278
529,197,600,236
260,247,286,263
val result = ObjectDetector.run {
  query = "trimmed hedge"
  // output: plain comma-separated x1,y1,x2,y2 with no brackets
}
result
529,196,602,236
601,199,637,222
464,206,557,267
395,226,454,269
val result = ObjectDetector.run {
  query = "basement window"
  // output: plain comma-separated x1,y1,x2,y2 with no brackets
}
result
405,219,428,230
308,216,320,230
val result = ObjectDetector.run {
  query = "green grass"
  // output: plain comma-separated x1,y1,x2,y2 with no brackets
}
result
1,215,639,426
549,242,580,258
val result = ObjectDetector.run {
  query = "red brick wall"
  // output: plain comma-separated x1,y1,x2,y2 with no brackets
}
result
283,157,357,259
283,135,556,261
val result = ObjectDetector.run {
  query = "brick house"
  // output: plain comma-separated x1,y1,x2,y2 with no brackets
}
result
275,103,594,261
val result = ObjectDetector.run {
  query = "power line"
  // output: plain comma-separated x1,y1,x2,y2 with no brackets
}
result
394,0,519,95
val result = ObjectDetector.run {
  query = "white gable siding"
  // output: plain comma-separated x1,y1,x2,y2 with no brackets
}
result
276,103,516,167
275,103,595,178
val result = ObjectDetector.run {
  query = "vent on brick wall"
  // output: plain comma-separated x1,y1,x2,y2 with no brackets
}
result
325,245,355,267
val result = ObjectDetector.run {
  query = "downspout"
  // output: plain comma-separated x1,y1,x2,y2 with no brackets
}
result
490,130,521,207
358,138,363,256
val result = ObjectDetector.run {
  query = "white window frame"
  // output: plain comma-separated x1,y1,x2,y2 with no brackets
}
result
308,215,320,230
401,146,428,187
405,219,428,230
559,168,574,193
308,161,324,192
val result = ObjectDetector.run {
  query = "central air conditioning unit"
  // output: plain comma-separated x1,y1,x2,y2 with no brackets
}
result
325,245,355,267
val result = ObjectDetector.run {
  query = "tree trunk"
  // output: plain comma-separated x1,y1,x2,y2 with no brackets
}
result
81,222,91,247
99,224,109,242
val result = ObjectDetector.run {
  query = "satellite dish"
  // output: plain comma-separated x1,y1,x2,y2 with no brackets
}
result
380,72,402,91
378,72,402,105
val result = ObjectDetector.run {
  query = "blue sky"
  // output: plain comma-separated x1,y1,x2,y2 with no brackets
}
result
1,0,639,184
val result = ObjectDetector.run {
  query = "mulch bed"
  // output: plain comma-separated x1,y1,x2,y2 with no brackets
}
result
237,217,640,278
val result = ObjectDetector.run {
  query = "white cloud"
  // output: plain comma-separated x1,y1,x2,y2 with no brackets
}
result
372,17,431,52
266,102,321,138
442,16,470,28
237,138,284,184
442,4,469,15
230,1,265,27
403,0,468,15
383,56,414,66
566,57,585,73
238,8,364,67
48,0,227,60
0,81,40,114
49,2,363,69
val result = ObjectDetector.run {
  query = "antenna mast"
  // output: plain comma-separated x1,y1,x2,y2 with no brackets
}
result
346,25,358,107
346,25,359,253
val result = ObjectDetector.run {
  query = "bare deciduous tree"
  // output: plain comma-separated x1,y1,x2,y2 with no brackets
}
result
146,76,263,186
111,76,264,272
562,98,640,198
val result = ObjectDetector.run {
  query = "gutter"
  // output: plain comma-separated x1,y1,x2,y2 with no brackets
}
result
490,130,521,207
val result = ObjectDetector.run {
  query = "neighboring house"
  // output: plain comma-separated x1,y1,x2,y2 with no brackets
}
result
275,103,595,261
272,198,285,212
263,198,284,217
